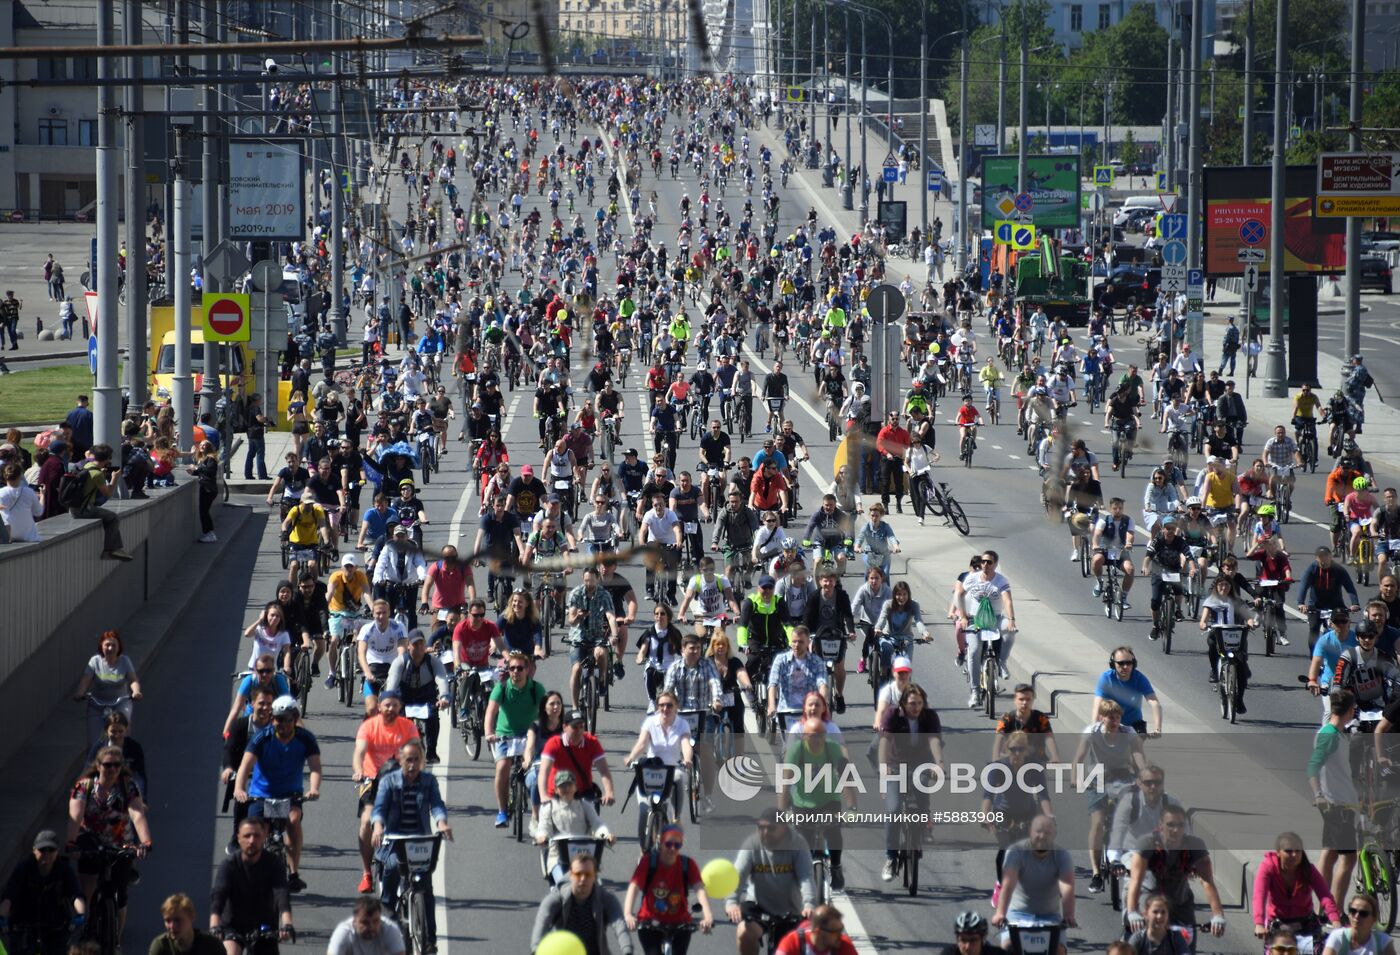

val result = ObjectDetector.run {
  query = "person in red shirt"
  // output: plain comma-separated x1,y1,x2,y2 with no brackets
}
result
420,544,474,615
452,598,501,671
536,708,617,805
875,412,911,512
624,824,715,955
750,460,790,515
647,359,668,412
776,905,859,955
955,394,985,452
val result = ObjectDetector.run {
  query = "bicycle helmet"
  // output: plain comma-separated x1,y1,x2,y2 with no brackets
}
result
400,478,416,489
954,911,988,936
1354,476,1370,491
1257,504,1277,516
1185,496,1203,507
271,696,300,719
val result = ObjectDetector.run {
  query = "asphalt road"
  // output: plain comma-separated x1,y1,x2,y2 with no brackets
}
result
102,106,1389,955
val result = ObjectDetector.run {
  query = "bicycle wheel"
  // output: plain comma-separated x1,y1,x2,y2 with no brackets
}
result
1371,847,1399,932
1158,602,1173,654
868,645,884,707
812,854,828,905
713,719,734,767
294,648,312,715
95,895,119,955
946,498,970,536
582,674,597,735
924,483,947,517
687,761,701,823
341,645,358,707
409,891,429,955
1080,547,1091,578
421,449,431,485
983,658,997,719
1220,662,1235,722
467,687,484,761
541,592,554,657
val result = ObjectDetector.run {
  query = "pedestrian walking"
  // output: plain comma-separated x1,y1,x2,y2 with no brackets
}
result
0,290,21,349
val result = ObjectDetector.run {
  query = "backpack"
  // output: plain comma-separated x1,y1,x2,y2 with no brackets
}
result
641,849,695,898
57,468,92,511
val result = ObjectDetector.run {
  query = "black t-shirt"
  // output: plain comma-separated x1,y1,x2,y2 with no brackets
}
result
480,511,523,557
670,485,702,522
764,372,789,398
699,432,731,465
619,460,648,493
601,573,635,619
307,472,342,506
508,477,549,517
393,495,425,522
277,466,310,499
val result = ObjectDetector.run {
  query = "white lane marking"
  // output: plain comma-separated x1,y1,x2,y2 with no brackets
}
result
436,392,518,953
739,347,838,491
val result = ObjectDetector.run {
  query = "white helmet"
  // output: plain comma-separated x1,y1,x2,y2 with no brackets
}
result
1185,496,1202,507
271,695,300,719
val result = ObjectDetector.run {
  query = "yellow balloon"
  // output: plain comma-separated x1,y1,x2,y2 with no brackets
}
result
702,858,740,899
537,931,586,955
557,309,569,322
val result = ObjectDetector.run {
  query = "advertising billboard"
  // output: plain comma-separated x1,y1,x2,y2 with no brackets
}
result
228,138,305,241
981,155,1081,229
1202,166,1345,276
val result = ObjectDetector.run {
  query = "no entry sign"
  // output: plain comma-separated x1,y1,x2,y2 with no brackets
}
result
202,292,251,342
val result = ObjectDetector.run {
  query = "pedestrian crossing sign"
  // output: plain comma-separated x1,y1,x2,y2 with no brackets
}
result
1156,172,1168,192
1093,165,1114,186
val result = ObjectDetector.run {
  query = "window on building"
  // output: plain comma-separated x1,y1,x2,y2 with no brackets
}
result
1070,4,1083,29
72,57,97,81
1098,4,1111,27
78,119,97,145
38,59,67,81
38,118,67,145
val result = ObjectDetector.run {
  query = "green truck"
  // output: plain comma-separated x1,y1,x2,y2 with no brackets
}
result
1014,237,1092,326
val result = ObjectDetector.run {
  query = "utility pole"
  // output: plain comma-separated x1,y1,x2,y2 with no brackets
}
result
844,10,853,209
173,127,194,450
124,0,148,409
1345,0,1364,357
1242,0,1253,163
809,0,817,146
997,12,1007,154
957,28,970,271
919,0,928,236
199,0,220,419
1165,14,1176,189
94,0,121,448
1017,0,1028,194
1264,0,1289,396
1186,0,1204,355
858,16,868,226
330,5,348,346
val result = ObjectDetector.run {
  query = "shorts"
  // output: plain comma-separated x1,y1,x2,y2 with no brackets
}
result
493,736,529,761
363,662,391,698
290,545,318,562
329,610,362,639
740,903,799,942
570,640,605,665
357,776,380,813
1319,804,1358,852
292,422,310,436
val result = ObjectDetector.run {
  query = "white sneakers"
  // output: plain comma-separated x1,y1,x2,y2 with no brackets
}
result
199,532,218,543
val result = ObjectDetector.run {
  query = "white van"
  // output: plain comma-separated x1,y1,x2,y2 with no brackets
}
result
1113,194,1176,226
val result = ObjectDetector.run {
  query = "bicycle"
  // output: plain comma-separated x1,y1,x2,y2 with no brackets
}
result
1256,579,1289,656
1351,803,1399,931
1166,429,1190,471
377,833,443,955
1155,571,1185,654
455,663,496,760
635,921,698,955
1208,623,1249,723
1111,423,1136,479
217,926,283,955
1296,419,1320,473
288,643,313,715
974,623,1008,719
535,574,565,658
631,762,679,852
573,636,610,734
1099,558,1125,622
333,614,364,707
888,791,927,896
986,390,1001,426
960,426,978,468
1357,519,1376,587
73,838,141,955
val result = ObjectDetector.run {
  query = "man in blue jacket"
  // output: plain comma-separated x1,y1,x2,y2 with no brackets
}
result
371,739,452,951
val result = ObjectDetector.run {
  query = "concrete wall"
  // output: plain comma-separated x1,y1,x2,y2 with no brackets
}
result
0,481,197,767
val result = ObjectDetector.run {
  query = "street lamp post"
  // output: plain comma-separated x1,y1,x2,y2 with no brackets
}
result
1264,0,1289,396
929,27,968,245
836,0,893,230
1017,0,1028,193
844,10,854,209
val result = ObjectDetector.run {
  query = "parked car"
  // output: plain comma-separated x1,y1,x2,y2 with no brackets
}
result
1362,230,1400,252
1093,265,1163,309
1359,255,1394,294
1113,207,1155,230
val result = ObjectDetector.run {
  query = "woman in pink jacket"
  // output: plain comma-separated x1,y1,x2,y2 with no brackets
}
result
1253,831,1343,946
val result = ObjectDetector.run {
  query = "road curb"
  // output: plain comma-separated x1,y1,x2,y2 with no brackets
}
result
0,500,255,878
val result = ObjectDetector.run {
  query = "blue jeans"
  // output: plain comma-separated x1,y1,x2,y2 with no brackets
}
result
376,848,437,944
878,634,912,671
525,761,542,810
244,434,268,479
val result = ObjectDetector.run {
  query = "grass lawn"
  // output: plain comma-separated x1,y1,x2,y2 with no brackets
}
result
0,363,100,427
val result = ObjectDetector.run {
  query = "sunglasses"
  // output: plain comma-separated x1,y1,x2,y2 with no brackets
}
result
101,762,123,769
663,841,684,849
1352,909,1375,918
657,702,676,710
1270,947,1299,954
1140,778,1163,787
472,612,486,618
256,668,274,674
1008,747,1028,754
1114,659,1136,667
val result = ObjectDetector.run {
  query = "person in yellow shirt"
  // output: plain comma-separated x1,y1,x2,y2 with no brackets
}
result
669,313,691,352
1199,457,1239,551
327,552,373,686
282,489,330,582
1292,383,1322,431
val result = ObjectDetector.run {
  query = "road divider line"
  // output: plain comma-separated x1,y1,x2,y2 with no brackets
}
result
740,347,842,492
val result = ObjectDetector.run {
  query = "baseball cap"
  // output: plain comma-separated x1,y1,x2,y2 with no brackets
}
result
33,830,59,851
378,689,402,701
407,629,427,643
892,656,913,673
625,448,639,457
521,464,534,476
554,769,577,787
341,553,358,567
758,574,776,588
1205,455,1219,464
1160,515,1176,525
392,525,409,537
566,709,587,724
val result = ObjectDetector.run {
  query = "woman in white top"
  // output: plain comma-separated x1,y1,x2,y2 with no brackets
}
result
1323,893,1395,955
0,461,43,543
623,689,693,842
785,690,848,754
242,601,293,676
905,436,941,526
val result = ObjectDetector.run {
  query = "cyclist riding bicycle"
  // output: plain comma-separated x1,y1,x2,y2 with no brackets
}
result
370,739,451,953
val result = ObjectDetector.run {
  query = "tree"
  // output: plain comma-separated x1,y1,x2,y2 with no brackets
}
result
941,0,1063,132
1119,129,1140,166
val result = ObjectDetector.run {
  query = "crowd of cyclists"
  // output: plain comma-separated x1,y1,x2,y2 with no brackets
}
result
11,68,1400,955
